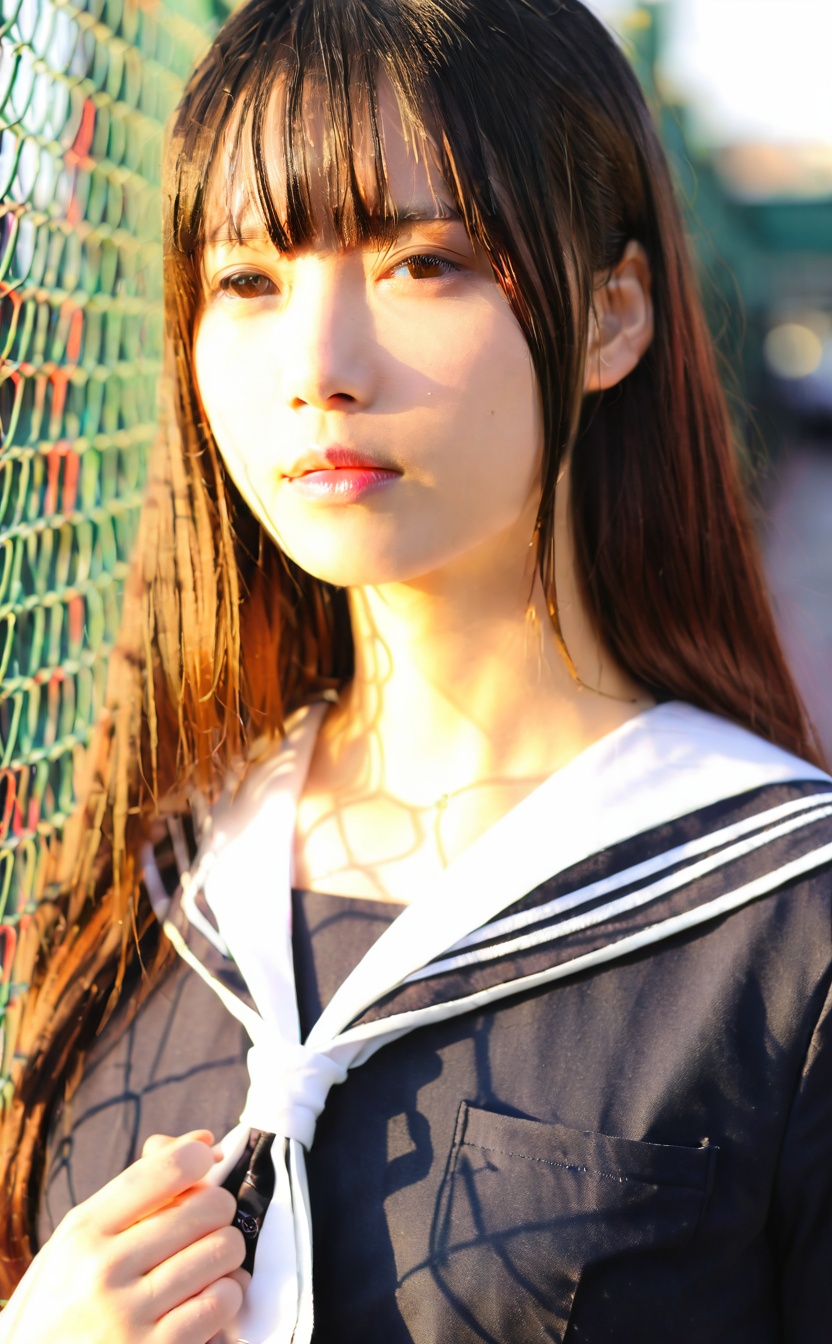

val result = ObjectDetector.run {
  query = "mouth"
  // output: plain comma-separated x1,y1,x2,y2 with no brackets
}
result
282,446,401,504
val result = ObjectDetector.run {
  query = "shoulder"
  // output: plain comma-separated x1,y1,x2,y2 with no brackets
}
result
592,774,832,1025
613,700,830,801
525,702,832,964
589,771,832,954
589,700,832,936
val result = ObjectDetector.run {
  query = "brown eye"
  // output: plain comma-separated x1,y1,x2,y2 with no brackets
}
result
389,254,460,281
220,272,276,299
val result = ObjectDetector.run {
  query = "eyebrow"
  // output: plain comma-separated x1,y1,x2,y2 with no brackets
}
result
204,205,463,248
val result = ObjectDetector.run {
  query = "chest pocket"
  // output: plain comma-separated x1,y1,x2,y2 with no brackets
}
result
396,1102,717,1344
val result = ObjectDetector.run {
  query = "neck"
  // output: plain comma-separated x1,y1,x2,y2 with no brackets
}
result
325,512,650,808
297,495,653,899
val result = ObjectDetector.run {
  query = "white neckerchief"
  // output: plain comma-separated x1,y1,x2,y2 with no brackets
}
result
163,701,832,1343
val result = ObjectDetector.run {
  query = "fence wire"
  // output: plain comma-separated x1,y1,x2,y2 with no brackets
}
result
0,0,227,1091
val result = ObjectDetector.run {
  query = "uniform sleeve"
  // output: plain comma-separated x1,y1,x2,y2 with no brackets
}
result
770,967,832,1343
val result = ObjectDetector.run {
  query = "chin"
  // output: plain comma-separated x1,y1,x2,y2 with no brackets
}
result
274,534,462,589
260,510,430,588
290,556,431,588
270,536,407,588
296,561,398,587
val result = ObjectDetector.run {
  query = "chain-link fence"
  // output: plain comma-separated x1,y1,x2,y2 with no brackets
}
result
0,0,231,1090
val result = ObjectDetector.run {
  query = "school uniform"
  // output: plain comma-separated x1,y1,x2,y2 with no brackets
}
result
41,703,832,1343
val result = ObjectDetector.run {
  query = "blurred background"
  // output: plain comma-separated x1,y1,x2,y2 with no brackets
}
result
0,0,830,1076
589,0,832,758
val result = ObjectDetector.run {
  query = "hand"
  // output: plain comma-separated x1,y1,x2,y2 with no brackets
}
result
0,1130,248,1344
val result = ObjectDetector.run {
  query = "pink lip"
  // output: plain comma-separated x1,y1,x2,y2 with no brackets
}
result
288,467,400,503
283,446,401,504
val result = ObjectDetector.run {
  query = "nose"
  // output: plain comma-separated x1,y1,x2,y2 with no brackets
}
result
281,256,376,412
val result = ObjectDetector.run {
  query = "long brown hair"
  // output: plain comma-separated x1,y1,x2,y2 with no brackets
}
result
0,0,822,1291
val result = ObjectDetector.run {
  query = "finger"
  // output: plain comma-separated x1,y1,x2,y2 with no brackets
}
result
156,1275,244,1344
142,1134,174,1160
227,1267,251,1294
142,1131,215,1160
77,1136,218,1236
143,1224,246,1320
119,1184,238,1277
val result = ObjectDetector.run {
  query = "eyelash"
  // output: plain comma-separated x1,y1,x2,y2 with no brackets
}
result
386,253,462,281
215,252,462,300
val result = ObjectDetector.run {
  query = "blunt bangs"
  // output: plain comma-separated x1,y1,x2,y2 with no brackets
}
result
172,2,474,260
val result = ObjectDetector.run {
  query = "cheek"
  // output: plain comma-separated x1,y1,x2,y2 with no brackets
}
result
409,294,541,503
193,315,269,494
194,317,234,446
459,316,538,444
194,316,245,440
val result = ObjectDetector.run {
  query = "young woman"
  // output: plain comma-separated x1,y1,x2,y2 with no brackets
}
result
1,1,831,1341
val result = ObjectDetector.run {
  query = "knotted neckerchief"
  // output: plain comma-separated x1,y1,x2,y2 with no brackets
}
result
158,701,832,1344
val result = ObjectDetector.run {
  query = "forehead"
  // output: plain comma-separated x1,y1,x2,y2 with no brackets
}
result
202,68,458,248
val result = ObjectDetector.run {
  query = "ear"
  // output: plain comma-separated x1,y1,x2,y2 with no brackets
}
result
583,240,654,393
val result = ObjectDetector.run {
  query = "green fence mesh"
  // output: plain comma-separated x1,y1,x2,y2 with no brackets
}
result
0,0,230,1088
